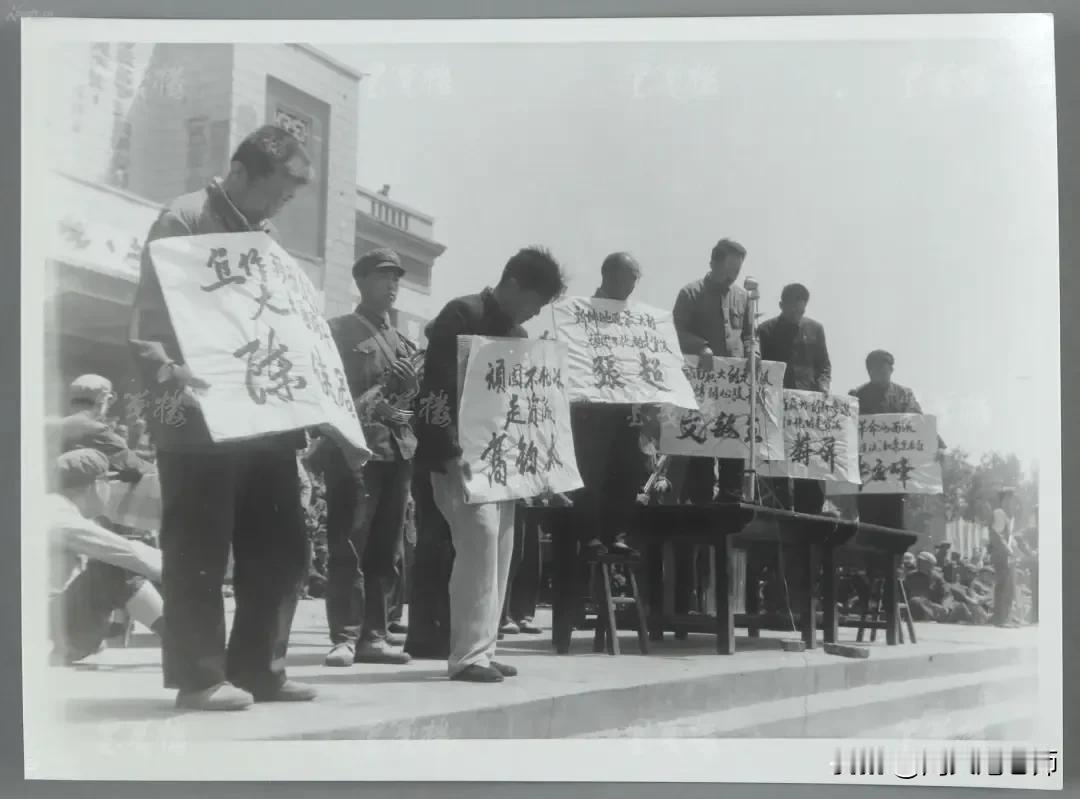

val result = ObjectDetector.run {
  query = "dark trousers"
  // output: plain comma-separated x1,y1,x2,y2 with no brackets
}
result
760,477,825,514
672,458,742,610
157,447,306,694
325,456,413,646
388,535,415,625
404,468,454,657
992,557,1016,625
857,494,906,529
50,561,145,661
502,511,542,624
570,405,643,544
680,457,744,504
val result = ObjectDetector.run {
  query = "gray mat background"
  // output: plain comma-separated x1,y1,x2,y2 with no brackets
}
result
0,1,1074,797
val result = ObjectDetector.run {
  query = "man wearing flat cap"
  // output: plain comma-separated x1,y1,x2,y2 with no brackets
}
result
47,449,164,664
47,374,153,487
850,350,945,530
315,247,420,667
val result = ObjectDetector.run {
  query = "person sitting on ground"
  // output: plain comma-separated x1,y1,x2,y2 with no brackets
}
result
903,551,952,622
48,449,164,665
945,562,990,625
969,565,996,613
935,542,955,583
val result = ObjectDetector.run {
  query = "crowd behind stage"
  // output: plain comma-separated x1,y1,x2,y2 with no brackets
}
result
42,125,1039,714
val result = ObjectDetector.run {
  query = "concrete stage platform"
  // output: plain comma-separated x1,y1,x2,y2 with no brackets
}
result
48,599,1039,742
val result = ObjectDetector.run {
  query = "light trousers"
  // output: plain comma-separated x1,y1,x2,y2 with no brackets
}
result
430,461,515,676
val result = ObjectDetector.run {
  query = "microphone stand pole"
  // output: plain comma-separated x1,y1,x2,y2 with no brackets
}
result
742,277,761,504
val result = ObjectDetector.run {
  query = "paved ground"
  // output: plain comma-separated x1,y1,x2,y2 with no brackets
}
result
42,598,1038,743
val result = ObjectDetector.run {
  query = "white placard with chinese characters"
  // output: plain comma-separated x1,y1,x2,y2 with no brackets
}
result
657,356,786,460
549,297,698,409
457,336,583,504
759,390,860,483
149,232,369,456
856,413,943,495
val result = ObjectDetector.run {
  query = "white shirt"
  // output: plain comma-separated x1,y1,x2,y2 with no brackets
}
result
992,508,1017,556
47,493,163,594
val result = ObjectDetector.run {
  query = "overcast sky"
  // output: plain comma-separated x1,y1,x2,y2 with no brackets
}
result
321,32,1057,469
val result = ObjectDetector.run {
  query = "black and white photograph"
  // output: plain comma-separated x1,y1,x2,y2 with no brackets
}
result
19,14,1062,788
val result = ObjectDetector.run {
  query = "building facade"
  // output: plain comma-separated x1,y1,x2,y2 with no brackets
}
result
352,185,446,346
41,42,443,417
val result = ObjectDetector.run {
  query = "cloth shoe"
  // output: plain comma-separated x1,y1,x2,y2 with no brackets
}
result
491,661,518,677
498,620,520,635
250,680,317,703
385,632,407,647
354,639,411,664
175,682,253,712
388,622,408,635
450,664,503,683
516,619,542,635
325,642,355,667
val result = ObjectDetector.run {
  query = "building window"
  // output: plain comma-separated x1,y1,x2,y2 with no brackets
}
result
266,76,329,260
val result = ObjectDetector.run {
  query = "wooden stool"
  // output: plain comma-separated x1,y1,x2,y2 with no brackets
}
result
856,576,917,644
587,554,650,656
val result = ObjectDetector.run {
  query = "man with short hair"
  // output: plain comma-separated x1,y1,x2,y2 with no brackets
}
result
320,248,418,667
47,449,164,665
757,283,831,513
47,375,153,486
849,350,944,529
415,247,567,682
571,252,649,558
129,125,317,711
672,239,754,505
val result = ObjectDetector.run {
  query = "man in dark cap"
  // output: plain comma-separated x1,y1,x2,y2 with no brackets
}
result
47,449,164,664
46,375,153,486
849,350,944,529
672,239,754,505
757,283,831,514
128,124,317,711
316,247,419,667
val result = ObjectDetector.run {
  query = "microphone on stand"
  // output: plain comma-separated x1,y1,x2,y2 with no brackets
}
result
742,276,761,503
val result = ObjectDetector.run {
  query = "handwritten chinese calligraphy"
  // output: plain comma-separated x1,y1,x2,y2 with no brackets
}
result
550,297,696,407
759,390,860,483
659,356,786,460
233,328,308,405
458,336,582,503
147,231,369,455
856,413,943,495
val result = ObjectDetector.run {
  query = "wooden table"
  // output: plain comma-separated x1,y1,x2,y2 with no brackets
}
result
527,503,915,655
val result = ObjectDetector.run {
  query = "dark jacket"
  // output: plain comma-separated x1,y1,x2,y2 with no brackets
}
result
849,381,946,449
414,288,526,470
849,381,922,414
672,276,753,358
328,307,418,462
757,315,831,392
128,179,304,454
